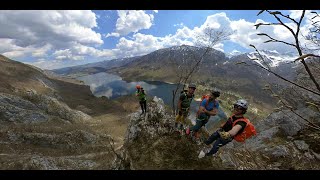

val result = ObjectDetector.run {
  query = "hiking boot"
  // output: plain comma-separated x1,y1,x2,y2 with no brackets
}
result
203,147,211,154
198,150,206,159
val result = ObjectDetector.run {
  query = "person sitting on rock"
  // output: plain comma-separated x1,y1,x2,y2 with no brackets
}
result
198,99,256,158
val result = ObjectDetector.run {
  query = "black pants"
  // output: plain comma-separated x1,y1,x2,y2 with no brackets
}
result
204,131,232,155
139,100,147,113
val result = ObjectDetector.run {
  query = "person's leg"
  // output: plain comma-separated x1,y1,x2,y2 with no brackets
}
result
190,119,203,132
180,112,188,130
204,131,220,145
175,114,183,129
139,101,144,113
143,100,147,112
190,118,208,132
206,138,232,156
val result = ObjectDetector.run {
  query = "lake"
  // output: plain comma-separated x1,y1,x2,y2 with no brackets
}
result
77,72,227,131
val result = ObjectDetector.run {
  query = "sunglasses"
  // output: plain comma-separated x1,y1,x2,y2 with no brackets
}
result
233,104,245,110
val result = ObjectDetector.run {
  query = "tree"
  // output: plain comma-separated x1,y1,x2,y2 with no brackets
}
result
170,27,233,114
240,10,320,131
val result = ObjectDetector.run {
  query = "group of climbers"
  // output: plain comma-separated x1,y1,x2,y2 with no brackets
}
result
134,83,256,158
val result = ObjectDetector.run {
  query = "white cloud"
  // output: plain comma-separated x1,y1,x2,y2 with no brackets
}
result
112,11,318,59
27,59,86,70
153,10,158,13
0,10,102,60
289,10,304,20
3,10,319,70
229,16,298,53
114,10,154,36
32,44,52,57
105,32,120,38
115,34,161,57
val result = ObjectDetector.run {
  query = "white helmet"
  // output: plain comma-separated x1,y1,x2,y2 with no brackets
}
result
234,99,248,110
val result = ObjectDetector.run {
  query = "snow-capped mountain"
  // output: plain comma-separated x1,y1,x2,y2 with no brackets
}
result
247,50,298,68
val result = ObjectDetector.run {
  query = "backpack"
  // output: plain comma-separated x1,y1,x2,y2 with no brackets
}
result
232,118,257,142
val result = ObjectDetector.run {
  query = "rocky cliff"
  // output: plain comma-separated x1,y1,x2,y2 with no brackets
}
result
116,96,320,170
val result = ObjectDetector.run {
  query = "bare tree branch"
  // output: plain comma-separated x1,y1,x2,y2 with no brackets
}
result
294,54,320,62
171,27,233,114
256,33,296,47
247,60,320,96
255,10,320,94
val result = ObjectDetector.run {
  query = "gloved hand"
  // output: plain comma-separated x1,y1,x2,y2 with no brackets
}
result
218,131,231,140
178,110,182,116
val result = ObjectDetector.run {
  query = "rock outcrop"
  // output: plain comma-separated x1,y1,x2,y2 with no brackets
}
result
117,96,320,170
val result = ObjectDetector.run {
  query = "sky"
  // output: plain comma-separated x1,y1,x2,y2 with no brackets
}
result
0,10,319,70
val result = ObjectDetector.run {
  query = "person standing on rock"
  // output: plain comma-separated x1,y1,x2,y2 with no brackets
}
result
175,84,196,133
135,85,147,115
198,99,256,158
186,90,220,141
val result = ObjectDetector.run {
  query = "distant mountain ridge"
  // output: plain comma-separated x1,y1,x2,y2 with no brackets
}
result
52,45,300,105
51,56,140,76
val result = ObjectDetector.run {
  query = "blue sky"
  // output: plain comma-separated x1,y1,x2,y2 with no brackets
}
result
0,10,318,70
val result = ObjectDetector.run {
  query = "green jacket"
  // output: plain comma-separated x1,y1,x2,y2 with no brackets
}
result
136,90,146,101
180,92,194,111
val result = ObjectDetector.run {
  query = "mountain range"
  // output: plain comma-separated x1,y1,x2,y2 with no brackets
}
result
52,45,300,106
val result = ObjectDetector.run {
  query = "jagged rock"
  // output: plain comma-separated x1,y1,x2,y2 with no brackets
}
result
267,145,290,158
0,93,49,123
260,108,319,136
0,91,91,124
220,153,237,168
152,96,164,104
7,131,20,142
304,152,314,160
0,92,38,110
124,96,173,143
13,130,98,150
294,140,309,151
25,155,58,170
39,96,91,123
242,126,279,151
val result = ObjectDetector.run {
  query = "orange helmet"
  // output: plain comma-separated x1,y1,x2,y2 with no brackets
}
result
136,85,141,89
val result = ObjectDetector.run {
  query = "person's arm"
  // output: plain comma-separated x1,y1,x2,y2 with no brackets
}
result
201,100,217,116
204,108,218,116
227,125,242,137
198,106,206,114
219,121,246,140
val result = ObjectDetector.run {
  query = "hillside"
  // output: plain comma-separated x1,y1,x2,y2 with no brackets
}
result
0,55,132,169
1,54,319,170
